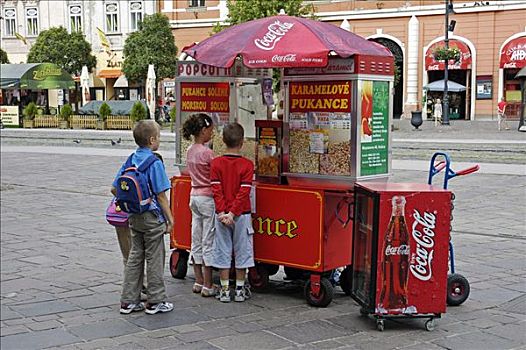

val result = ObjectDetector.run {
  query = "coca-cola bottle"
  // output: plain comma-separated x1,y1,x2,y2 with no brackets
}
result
378,196,410,312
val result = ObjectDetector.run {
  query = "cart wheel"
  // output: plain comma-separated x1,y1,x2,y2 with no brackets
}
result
261,263,279,276
169,249,188,279
248,264,270,291
284,266,306,280
447,273,470,306
339,266,352,296
425,318,436,331
376,319,385,331
304,277,334,307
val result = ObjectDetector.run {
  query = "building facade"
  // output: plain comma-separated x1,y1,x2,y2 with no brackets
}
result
159,0,526,120
0,0,156,102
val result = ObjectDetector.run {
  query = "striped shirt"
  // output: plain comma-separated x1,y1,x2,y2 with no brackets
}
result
210,154,254,216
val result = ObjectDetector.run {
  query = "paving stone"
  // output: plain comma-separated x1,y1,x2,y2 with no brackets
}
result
270,319,347,344
0,328,81,350
432,330,522,350
0,324,30,336
209,330,295,350
127,309,209,331
68,319,144,341
174,325,238,343
11,300,79,317
0,305,23,321
484,322,526,343
26,319,63,331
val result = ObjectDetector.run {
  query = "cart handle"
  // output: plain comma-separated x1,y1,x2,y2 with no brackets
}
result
428,152,479,189
455,164,480,176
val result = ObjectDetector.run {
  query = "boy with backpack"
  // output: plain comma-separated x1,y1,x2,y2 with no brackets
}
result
210,123,255,302
111,120,174,314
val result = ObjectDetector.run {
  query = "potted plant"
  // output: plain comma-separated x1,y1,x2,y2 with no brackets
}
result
432,46,461,62
22,102,38,128
59,103,73,129
130,101,147,126
98,102,111,130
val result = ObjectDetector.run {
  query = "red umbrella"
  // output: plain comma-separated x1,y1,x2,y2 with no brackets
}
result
183,15,392,68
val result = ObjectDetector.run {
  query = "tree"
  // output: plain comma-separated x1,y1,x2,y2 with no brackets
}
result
130,101,147,121
27,27,96,76
0,48,9,64
213,0,314,33
123,14,178,83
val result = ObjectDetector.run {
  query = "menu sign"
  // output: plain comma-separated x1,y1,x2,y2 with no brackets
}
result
360,81,389,176
0,106,19,126
180,82,230,113
289,81,351,113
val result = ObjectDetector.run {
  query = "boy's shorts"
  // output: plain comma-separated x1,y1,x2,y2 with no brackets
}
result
189,195,215,266
212,213,254,269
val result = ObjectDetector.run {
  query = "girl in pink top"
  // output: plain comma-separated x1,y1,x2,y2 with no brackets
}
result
182,113,216,297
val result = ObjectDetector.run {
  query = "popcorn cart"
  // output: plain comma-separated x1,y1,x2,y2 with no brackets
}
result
170,15,395,307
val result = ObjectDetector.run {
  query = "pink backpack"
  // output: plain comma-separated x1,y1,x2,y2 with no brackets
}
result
106,198,129,227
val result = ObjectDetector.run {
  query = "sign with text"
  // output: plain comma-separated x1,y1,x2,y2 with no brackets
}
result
500,36,526,69
1,106,20,126
360,81,389,176
289,81,351,113
180,82,230,113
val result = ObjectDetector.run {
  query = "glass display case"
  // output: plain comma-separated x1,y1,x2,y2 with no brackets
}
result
255,120,283,183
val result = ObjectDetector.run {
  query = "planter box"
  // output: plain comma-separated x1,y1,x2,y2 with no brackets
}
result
34,115,60,128
59,120,70,129
71,115,98,129
96,120,107,130
23,120,34,128
107,115,134,130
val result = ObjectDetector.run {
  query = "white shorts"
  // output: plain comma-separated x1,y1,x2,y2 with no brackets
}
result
189,196,216,266
212,214,255,269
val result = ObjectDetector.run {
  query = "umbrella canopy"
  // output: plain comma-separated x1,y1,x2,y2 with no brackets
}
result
182,15,392,68
1,63,75,90
146,64,156,119
515,66,526,79
424,79,466,92
80,66,90,106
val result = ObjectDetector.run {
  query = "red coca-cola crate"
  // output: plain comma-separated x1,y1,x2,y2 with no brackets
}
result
350,182,451,331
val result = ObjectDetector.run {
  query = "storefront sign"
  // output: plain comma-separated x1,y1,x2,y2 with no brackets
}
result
177,61,271,78
360,81,389,176
500,36,526,69
476,75,492,99
425,39,472,71
180,82,230,113
0,106,20,126
289,81,351,113
284,58,355,76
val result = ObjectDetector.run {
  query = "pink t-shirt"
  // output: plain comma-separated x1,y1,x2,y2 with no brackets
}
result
186,143,214,197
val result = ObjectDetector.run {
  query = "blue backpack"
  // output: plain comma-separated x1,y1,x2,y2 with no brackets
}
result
115,154,159,214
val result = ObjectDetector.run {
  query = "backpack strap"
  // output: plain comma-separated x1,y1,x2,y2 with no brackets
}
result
138,154,159,172
121,154,135,173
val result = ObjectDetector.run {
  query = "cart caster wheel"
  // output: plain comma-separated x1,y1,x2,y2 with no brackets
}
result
425,318,436,331
447,273,470,306
248,264,270,292
169,249,188,279
304,277,334,307
339,266,352,296
284,266,306,280
261,263,279,276
376,319,385,331
359,307,368,316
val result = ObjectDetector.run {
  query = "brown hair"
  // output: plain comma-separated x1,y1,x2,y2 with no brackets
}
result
222,122,244,148
133,120,160,147
181,113,213,140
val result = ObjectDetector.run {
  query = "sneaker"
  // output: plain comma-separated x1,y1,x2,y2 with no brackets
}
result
219,287,231,303
145,301,174,315
235,285,252,302
201,286,216,297
120,302,145,314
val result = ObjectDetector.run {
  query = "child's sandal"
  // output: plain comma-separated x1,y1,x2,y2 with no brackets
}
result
192,283,203,293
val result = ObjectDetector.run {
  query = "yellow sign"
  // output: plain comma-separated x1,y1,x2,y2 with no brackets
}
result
253,217,299,238
0,106,20,126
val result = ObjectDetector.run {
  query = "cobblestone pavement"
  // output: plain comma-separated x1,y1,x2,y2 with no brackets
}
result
1,123,525,350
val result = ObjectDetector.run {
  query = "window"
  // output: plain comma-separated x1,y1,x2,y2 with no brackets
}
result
3,8,16,37
105,2,119,33
26,7,39,36
130,1,143,31
188,0,205,7
69,5,82,32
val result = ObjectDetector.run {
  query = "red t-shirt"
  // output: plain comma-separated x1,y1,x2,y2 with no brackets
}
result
210,154,254,216
497,101,507,113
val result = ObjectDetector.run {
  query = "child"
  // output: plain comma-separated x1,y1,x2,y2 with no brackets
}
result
182,113,217,297
210,123,255,302
111,120,174,315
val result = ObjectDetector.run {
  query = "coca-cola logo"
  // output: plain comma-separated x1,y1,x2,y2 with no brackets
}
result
272,54,297,63
385,244,409,256
409,209,436,281
254,20,294,51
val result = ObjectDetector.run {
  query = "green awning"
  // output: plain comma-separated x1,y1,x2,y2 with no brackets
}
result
1,63,76,90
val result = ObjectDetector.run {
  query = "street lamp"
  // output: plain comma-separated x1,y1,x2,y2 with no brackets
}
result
443,0,455,125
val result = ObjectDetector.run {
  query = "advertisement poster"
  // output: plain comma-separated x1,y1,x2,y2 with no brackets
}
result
0,106,20,126
180,82,230,114
360,81,389,176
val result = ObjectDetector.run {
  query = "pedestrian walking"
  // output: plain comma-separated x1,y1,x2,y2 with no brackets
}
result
112,120,174,315
182,113,217,297
210,123,255,303
497,97,511,131
434,98,443,126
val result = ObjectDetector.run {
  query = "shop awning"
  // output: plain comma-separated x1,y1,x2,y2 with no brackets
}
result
113,75,129,88
0,63,75,90
500,36,526,69
424,79,466,92
425,39,472,71
516,66,526,79
98,68,122,78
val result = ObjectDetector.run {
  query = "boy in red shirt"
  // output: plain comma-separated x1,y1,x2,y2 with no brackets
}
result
210,123,255,302
497,97,510,131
